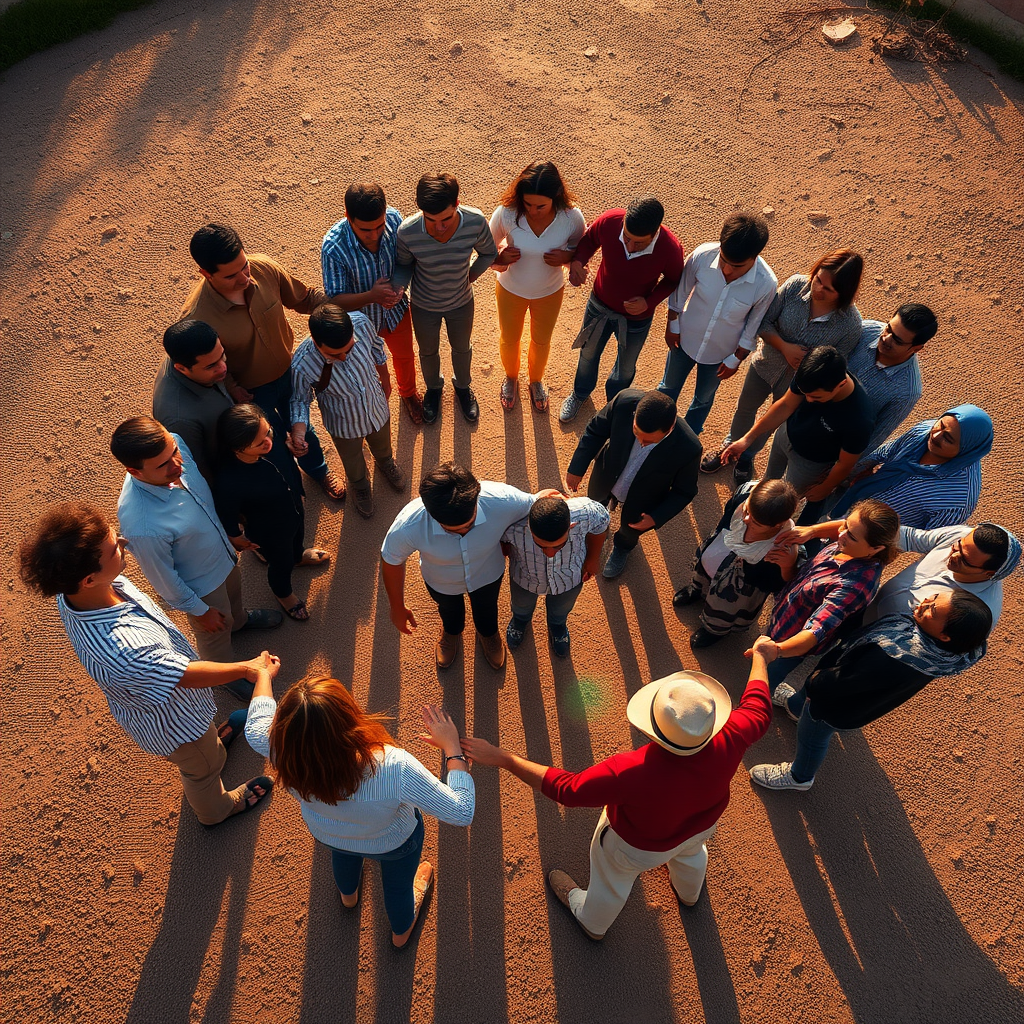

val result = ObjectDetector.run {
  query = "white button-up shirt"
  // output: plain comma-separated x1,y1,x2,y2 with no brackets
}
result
381,482,536,595
502,497,610,595
611,437,661,502
619,227,661,260
668,242,778,364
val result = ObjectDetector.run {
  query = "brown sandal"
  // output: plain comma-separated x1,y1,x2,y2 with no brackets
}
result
318,470,347,501
529,381,549,413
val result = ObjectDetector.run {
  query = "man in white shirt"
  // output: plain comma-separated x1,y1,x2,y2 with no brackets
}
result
380,462,543,670
501,496,610,657
657,214,776,436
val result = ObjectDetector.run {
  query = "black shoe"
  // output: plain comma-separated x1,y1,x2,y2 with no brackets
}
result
672,586,701,607
550,627,571,658
690,627,724,648
454,386,479,422
421,387,443,424
733,462,754,487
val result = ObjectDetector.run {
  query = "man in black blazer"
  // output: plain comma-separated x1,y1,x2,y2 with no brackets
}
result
566,389,702,578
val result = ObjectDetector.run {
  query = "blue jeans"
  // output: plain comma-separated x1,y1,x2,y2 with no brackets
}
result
766,656,802,697
330,811,425,935
509,579,583,631
251,370,328,479
572,296,653,402
656,348,722,435
790,695,839,783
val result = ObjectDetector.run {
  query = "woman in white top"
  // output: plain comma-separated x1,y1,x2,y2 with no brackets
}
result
245,674,474,948
490,161,586,412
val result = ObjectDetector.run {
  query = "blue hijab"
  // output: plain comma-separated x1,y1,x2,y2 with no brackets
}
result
833,404,993,518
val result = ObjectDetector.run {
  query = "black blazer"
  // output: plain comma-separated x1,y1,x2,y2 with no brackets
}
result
567,389,701,529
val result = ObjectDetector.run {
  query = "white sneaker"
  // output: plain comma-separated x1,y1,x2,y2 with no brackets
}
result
559,392,584,423
749,762,814,791
772,683,800,721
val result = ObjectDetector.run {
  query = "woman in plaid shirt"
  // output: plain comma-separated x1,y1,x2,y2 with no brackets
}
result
752,498,900,700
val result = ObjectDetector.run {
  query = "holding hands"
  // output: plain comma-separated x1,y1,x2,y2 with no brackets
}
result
369,276,402,307
543,248,575,266
744,635,780,663
568,261,588,287
494,245,522,270
287,425,309,457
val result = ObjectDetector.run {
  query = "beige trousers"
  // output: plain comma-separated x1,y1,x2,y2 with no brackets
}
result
186,565,246,663
332,422,394,486
567,808,719,936
163,722,248,825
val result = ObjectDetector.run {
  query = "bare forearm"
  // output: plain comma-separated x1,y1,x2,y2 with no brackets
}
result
776,630,817,658
746,398,792,442
328,290,376,312
497,750,550,791
179,661,252,689
381,559,406,609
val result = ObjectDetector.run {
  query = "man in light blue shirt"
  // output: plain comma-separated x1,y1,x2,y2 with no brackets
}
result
380,462,539,671
113,415,282,697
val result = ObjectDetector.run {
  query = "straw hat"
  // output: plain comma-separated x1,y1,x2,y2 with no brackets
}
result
626,670,732,756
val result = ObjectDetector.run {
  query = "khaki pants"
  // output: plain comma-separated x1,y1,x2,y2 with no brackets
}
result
186,565,245,663
332,422,394,486
163,722,247,825
567,809,719,937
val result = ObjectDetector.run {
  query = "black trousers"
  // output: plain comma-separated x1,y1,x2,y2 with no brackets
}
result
253,513,305,599
425,575,503,637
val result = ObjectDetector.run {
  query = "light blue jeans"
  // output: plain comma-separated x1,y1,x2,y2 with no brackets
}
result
657,347,723,435
572,295,653,402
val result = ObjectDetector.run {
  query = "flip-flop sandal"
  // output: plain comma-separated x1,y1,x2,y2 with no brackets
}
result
529,381,549,413
234,775,274,815
319,470,347,502
500,377,518,411
281,599,309,622
297,548,330,567
217,709,248,748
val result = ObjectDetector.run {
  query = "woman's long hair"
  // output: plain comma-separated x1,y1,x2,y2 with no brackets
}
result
268,676,394,803
849,499,900,565
500,160,576,224
808,248,864,309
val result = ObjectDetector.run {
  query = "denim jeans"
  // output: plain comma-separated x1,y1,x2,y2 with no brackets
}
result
766,655,803,697
790,695,839,783
572,295,653,402
509,579,583,631
251,370,328,479
656,348,722,435
330,811,425,934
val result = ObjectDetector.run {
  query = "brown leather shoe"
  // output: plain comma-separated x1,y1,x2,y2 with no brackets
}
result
436,630,459,670
402,393,424,425
393,861,434,948
377,457,406,492
547,869,603,940
479,630,506,670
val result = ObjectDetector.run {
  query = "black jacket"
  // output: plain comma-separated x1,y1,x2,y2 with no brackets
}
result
567,389,701,529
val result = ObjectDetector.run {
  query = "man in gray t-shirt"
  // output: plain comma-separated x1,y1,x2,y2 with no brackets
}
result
392,172,497,424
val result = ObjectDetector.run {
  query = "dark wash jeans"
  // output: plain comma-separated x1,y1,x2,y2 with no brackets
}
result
251,369,328,480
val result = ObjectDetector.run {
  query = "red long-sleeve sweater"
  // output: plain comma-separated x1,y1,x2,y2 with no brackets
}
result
541,676,771,851
573,209,685,320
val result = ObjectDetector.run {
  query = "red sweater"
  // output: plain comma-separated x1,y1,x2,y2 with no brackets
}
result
541,677,771,851
573,209,684,320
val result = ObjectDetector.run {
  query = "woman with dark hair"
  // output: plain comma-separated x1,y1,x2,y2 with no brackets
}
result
832,404,992,530
748,588,992,791
489,160,586,412
756,498,900,695
244,675,474,948
705,248,865,484
213,404,328,622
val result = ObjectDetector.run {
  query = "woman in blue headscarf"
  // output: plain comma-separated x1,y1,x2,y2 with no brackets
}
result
832,404,993,529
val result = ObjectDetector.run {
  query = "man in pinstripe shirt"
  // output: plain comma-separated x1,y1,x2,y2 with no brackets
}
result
19,503,278,825
501,496,610,657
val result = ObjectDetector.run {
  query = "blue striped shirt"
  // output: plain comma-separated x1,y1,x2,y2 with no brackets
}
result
321,208,409,333
289,313,390,439
860,427,981,530
57,576,215,756
245,696,474,854
847,321,923,454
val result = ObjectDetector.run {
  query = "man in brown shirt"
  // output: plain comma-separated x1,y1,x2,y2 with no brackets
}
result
180,224,344,499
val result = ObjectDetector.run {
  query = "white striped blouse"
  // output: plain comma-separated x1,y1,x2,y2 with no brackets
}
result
289,312,390,440
57,576,214,756
245,696,475,854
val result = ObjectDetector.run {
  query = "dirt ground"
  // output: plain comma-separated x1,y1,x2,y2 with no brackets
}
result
2,1,1024,1021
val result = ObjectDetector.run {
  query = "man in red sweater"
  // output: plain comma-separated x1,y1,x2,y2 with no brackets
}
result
461,648,772,939
559,197,684,423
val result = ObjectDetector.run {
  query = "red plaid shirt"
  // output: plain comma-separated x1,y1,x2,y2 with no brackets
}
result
768,542,882,653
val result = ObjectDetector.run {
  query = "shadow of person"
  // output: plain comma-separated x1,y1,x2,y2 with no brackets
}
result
124,788,262,1024
747,727,1024,1023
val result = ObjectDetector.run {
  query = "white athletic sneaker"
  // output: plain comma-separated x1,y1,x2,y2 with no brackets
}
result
772,683,800,721
749,762,814,792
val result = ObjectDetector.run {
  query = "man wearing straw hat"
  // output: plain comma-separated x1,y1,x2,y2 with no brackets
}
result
461,649,772,939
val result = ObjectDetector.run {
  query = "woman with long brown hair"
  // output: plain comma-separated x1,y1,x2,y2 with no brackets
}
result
489,160,586,412
244,675,473,948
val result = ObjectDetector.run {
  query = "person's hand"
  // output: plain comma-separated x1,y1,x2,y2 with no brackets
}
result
244,650,281,681
535,486,566,500
804,480,834,503
368,277,397,305
229,534,260,552
543,248,574,266
716,362,738,380
744,635,779,663
664,324,680,348
287,426,309,457
460,736,505,767
628,512,656,533
623,296,648,316
390,604,418,635
764,544,799,570
568,261,588,287
565,472,583,493
582,554,601,581
774,525,813,546
195,607,227,632
228,384,254,404
496,245,522,268
780,341,805,371
419,705,462,754
720,439,750,465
